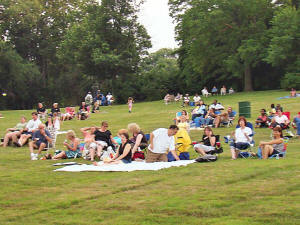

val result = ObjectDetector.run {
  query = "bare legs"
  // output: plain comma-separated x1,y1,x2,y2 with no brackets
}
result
230,148,240,160
261,144,274,159
2,131,21,147
195,147,207,156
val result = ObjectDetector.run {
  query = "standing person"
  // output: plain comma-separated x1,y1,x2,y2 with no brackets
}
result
106,93,113,105
52,130,81,160
146,125,180,163
220,86,226,95
183,94,190,107
85,91,93,107
29,124,52,160
128,97,134,113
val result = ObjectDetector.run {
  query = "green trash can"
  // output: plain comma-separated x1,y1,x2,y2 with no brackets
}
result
239,101,251,118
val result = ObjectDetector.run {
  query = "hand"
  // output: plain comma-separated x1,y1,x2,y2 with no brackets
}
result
175,156,180,161
63,142,68,147
149,144,153,150
40,129,46,136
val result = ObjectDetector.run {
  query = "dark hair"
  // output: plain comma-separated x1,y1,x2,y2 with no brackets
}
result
273,127,283,138
271,104,275,108
182,110,187,115
101,121,108,127
32,112,38,116
169,125,179,130
120,132,129,140
238,116,247,126
204,126,214,135
261,109,266,112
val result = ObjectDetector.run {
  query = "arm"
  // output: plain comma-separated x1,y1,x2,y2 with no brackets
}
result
65,139,79,151
260,138,283,146
115,144,131,161
131,134,143,154
209,136,216,147
112,145,120,160
149,133,154,150
110,135,118,145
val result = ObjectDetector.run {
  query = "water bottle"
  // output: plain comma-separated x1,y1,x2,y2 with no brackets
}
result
276,154,279,160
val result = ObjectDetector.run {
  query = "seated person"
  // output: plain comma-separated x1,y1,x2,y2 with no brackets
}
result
146,125,179,163
175,110,189,124
93,132,132,165
128,123,148,158
164,94,171,105
200,108,217,127
201,87,210,97
268,103,276,119
290,88,296,97
259,127,284,159
176,115,190,132
230,117,253,160
255,109,268,128
168,128,191,161
29,124,52,160
37,103,47,120
183,94,190,107
293,113,300,139
106,93,113,105
80,126,97,160
92,102,100,113
211,86,218,95
52,130,81,160
271,109,289,129
193,94,201,104
45,113,60,131
101,95,107,106
61,107,75,121
191,100,206,121
228,87,234,94
194,127,217,156
77,102,89,120
174,93,182,102
275,104,283,112
220,86,226,95
17,112,42,147
213,107,234,128
209,100,224,114
92,121,118,161
1,116,27,147
50,103,60,117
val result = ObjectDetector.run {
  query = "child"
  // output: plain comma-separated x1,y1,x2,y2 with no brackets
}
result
128,97,134,113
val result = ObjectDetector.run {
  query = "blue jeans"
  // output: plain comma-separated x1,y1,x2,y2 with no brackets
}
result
200,118,212,126
294,117,300,135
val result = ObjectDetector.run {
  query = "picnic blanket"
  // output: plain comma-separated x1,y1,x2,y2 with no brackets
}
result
277,94,300,100
54,160,196,172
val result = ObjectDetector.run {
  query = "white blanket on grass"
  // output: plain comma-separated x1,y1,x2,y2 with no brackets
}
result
54,160,195,172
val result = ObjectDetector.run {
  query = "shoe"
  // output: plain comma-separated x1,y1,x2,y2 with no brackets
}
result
31,155,38,160
287,131,294,137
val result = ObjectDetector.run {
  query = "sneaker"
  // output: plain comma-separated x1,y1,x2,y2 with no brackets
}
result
287,131,294,137
31,155,38,160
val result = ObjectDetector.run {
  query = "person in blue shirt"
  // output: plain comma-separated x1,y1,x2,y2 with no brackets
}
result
29,124,52,160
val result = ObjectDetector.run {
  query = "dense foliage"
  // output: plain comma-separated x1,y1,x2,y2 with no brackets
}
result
0,0,299,109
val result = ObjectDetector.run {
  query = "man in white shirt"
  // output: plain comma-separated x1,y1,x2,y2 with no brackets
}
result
146,125,180,163
272,109,289,129
193,94,201,103
106,93,113,105
16,112,42,147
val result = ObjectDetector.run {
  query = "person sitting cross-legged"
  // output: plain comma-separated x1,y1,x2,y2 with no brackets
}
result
255,109,268,128
1,116,27,147
29,124,52,160
146,125,180,163
194,127,217,156
259,127,284,159
17,112,42,147
271,109,289,129
52,130,81,160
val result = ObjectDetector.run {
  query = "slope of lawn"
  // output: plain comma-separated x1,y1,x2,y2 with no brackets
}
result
0,90,299,225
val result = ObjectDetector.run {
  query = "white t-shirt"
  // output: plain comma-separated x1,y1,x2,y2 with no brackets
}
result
274,115,288,124
148,128,175,154
26,119,42,132
106,94,112,101
193,96,201,102
235,127,252,143
209,103,224,110
184,96,190,102
202,89,208,95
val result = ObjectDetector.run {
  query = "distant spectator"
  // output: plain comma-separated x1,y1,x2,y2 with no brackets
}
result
50,103,60,117
29,124,52,160
211,86,218,95
293,113,300,138
37,103,47,120
183,94,190,107
1,116,27,147
17,112,42,147
220,86,226,96
193,94,201,104
268,103,276,118
101,94,107,106
106,93,113,105
191,100,206,121
175,93,182,102
290,88,296,97
146,125,179,163
271,109,289,129
255,109,268,128
176,110,189,124
209,99,224,113
52,130,81,160
61,107,75,121
200,108,217,127
95,93,102,105
85,91,93,107
77,102,89,120
128,97,134,113
164,94,171,105
228,87,234,94
275,104,283,112
201,87,210,97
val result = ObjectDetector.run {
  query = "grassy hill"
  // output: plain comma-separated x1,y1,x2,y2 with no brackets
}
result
0,90,299,225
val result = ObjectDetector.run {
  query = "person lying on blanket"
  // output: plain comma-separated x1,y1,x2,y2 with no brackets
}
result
93,132,132,165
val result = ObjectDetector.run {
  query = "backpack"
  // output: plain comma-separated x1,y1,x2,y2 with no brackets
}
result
195,154,217,162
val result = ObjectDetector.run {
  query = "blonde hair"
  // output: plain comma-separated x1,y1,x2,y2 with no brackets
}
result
66,130,76,139
127,123,140,134
118,129,128,136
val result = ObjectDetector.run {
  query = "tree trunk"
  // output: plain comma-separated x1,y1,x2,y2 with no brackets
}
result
244,64,253,92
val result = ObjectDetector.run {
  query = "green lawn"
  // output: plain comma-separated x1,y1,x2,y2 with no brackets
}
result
0,90,299,225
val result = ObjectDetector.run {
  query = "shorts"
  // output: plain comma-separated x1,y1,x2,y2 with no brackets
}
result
85,142,97,150
146,150,167,163
231,142,250,150
271,149,280,156
167,152,190,162
22,131,33,135
121,159,132,164
194,143,215,152
35,141,47,148
96,141,108,147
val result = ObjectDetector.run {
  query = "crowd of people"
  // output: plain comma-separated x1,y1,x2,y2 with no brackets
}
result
0,92,299,163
